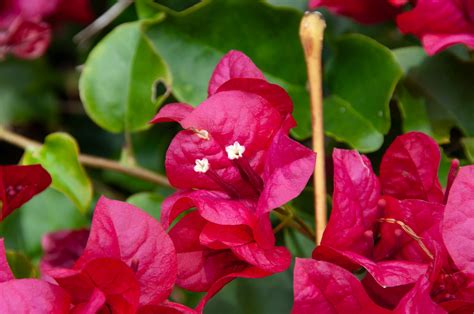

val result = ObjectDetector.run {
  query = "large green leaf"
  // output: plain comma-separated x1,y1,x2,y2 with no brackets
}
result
144,0,312,139
22,133,92,213
396,83,434,137
324,95,383,152
326,34,403,135
80,22,170,133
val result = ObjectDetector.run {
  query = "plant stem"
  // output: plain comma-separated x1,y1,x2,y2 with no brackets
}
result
275,206,316,240
74,0,134,46
0,127,171,187
300,12,327,245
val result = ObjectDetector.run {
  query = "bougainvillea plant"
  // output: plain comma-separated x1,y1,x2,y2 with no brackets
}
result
1,0,474,313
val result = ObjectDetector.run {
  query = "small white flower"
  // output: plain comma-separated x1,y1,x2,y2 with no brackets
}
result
225,141,245,160
194,158,210,173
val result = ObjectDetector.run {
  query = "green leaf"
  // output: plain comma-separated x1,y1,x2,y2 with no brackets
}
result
396,84,434,137
80,22,170,133
144,1,312,139
126,192,163,220
323,95,383,152
326,34,403,134
462,137,474,164
405,51,474,140
22,133,92,213
6,250,37,279
135,0,200,18
0,59,58,126
284,228,314,258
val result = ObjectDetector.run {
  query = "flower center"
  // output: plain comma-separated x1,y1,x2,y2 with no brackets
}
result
226,141,245,160
190,128,210,140
194,158,210,173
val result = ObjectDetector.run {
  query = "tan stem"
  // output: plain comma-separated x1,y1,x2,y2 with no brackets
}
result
0,127,171,187
300,12,327,244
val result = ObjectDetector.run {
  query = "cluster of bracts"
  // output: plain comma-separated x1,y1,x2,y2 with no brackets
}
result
311,0,474,55
1,51,473,313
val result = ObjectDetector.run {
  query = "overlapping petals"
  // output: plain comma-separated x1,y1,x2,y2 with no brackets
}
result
45,196,194,313
301,132,474,312
308,0,400,24
397,0,474,55
0,239,71,313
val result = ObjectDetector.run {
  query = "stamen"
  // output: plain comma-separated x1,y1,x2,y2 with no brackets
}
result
190,128,210,140
226,141,245,160
378,217,434,260
193,158,210,173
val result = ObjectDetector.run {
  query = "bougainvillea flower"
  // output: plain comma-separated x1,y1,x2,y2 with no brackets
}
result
0,239,71,313
39,228,89,273
0,164,51,221
397,0,474,55
152,50,315,216
46,197,194,313
0,0,93,59
163,209,291,312
308,0,400,24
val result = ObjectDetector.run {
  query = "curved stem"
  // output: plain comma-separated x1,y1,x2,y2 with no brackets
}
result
0,127,171,187
300,12,327,245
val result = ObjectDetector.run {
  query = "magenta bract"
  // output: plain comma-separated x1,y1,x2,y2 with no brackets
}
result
397,0,474,55
0,164,51,221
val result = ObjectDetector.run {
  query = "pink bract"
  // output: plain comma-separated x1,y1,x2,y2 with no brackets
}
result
397,0,474,55
0,239,71,313
308,0,400,24
0,164,51,221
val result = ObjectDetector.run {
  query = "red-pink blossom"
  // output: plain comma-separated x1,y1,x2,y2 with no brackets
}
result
397,0,474,55
46,196,194,313
0,0,93,59
308,0,400,24
152,50,315,216
0,164,51,221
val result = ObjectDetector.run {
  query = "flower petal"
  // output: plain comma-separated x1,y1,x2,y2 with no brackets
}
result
150,103,194,125
76,197,177,306
257,129,315,214
292,258,390,314
0,279,70,313
320,149,380,258
380,132,444,203
443,166,474,277
0,239,13,283
0,164,51,220
208,50,265,96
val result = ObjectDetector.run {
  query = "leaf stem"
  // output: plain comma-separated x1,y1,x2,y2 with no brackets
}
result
0,127,171,187
300,12,327,244
74,0,134,46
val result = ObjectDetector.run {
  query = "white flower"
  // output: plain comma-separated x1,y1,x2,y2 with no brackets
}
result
194,158,210,173
225,141,245,160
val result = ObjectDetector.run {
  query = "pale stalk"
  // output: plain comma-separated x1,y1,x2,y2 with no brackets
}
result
299,12,327,244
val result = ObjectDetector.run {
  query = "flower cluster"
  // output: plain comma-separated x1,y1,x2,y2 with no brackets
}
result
293,132,474,313
0,0,93,60
309,0,474,55
151,50,316,311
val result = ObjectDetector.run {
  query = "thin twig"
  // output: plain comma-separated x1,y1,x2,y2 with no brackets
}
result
74,0,134,46
299,12,327,244
0,127,170,187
